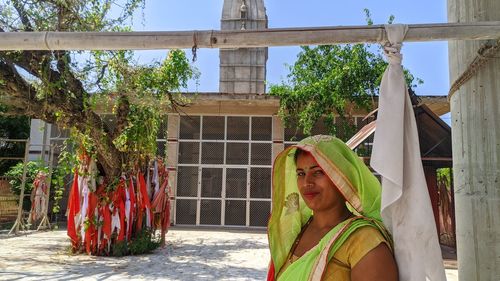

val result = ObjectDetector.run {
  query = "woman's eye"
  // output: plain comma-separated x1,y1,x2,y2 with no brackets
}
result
313,170,324,176
297,171,305,177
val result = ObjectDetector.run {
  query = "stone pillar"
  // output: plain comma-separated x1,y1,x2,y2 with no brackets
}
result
448,0,500,280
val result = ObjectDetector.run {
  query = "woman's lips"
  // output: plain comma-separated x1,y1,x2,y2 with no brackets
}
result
303,192,320,200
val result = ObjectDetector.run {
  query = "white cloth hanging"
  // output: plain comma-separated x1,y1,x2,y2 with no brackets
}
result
370,24,446,281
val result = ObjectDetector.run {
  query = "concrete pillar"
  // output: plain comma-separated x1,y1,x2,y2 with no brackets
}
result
272,115,284,161
166,114,179,224
448,0,500,280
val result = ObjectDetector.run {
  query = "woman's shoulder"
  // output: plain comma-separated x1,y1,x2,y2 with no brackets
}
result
336,224,389,267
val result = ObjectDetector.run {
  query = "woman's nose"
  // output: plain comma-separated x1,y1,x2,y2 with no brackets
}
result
304,172,315,185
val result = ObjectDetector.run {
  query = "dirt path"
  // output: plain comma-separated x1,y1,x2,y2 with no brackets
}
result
0,229,457,280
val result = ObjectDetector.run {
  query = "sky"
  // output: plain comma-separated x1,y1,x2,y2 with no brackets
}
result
127,0,450,119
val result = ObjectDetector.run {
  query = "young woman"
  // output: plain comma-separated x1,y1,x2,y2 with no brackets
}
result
267,135,398,281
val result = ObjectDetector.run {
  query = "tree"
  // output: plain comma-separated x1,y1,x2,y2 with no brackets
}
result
270,13,421,140
0,105,30,174
0,0,197,179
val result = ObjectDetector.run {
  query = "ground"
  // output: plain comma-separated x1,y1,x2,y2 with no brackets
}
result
0,229,458,280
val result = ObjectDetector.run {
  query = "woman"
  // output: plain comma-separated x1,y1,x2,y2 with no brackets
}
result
267,135,398,281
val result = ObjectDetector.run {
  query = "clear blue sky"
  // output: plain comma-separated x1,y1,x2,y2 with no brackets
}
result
128,0,450,114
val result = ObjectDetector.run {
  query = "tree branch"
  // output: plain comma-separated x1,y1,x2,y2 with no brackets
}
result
12,0,33,31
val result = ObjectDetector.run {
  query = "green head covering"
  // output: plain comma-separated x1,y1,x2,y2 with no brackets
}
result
268,135,385,277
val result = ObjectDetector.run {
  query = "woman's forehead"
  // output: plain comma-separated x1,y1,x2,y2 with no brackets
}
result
295,152,320,169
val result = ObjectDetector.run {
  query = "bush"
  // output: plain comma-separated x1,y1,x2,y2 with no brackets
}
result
4,161,47,210
110,229,161,257
128,229,161,255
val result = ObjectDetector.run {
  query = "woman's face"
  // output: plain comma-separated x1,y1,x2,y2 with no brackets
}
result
296,151,346,213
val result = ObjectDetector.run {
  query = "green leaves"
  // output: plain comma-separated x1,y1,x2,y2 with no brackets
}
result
270,43,421,140
270,44,386,139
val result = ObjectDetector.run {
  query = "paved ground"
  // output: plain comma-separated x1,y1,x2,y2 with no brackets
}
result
0,228,458,280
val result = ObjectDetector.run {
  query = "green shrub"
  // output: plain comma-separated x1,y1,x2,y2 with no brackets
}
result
4,161,47,210
111,229,161,257
128,229,161,255
112,240,129,257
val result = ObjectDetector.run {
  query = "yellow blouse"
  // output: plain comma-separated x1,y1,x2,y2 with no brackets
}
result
278,225,388,281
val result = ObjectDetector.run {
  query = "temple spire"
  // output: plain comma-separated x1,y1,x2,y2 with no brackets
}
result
220,0,268,94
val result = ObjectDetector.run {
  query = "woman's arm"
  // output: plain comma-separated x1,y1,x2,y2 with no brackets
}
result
351,243,398,281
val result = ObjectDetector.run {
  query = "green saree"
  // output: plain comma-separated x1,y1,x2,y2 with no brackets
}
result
267,135,392,281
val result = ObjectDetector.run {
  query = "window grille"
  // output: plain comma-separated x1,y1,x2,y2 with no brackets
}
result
202,116,225,140
250,143,272,165
200,199,222,225
156,141,166,158
201,168,223,197
50,126,70,139
179,116,200,139
251,117,272,140
250,168,271,198
225,168,247,198
227,117,249,140
249,201,270,227
226,143,249,165
201,142,224,164
176,115,273,227
176,199,197,224
177,167,198,197
225,200,246,226
157,119,168,140
178,142,199,164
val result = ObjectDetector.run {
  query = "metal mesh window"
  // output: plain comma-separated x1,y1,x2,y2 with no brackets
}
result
251,143,272,165
225,200,246,226
201,168,223,197
284,118,332,142
251,117,272,140
335,116,356,139
227,117,249,140
356,117,367,129
200,200,221,225
176,199,197,224
250,201,270,227
49,139,72,166
225,168,247,198
178,142,200,164
50,125,71,138
226,143,249,165
311,117,330,136
156,141,166,158
201,142,224,164
180,116,200,139
250,168,271,198
176,114,273,227
202,116,225,140
177,167,199,197
284,120,307,142
157,119,168,139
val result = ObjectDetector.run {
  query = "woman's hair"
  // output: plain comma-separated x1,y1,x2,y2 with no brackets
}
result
293,148,307,163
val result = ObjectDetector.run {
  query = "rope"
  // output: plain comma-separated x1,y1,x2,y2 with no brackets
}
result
191,31,198,62
448,38,500,101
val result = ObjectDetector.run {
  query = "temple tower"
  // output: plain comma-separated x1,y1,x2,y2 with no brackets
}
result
220,0,268,94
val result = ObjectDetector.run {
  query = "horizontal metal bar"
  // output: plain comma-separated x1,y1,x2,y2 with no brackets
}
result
0,139,28,142
0,157,24,160
0,22,499,51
